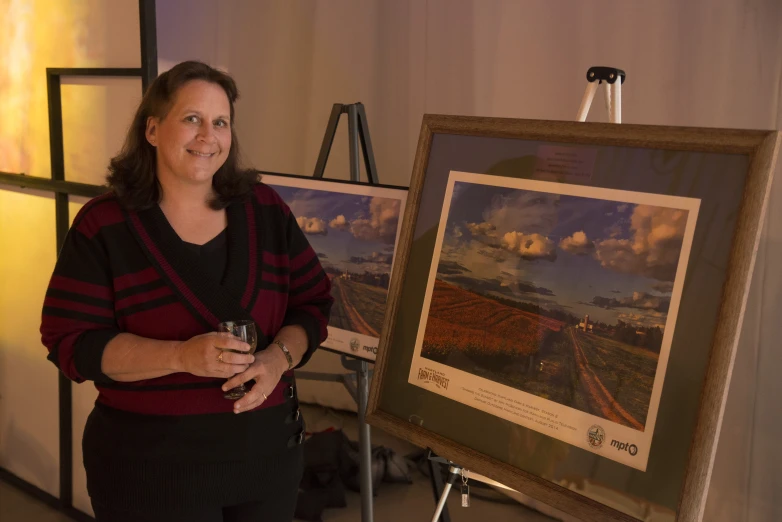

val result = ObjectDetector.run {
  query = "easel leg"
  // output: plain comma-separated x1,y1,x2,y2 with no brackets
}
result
604,81,614,123
347,105,361,182
430,466,461,522
613,80,622,124
356,360,373,522
427,457,452,522
342,356,375,522
298,361,373,522
356,104,379,184
576,82,598,122
313,104,344,178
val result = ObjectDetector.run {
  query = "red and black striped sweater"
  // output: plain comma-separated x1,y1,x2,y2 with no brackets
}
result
39,183,333,509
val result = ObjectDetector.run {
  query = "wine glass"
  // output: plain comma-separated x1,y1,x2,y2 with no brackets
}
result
217,320,258,399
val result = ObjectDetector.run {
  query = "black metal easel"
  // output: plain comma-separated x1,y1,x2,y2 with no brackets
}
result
295,102,379,522
312,102,379,184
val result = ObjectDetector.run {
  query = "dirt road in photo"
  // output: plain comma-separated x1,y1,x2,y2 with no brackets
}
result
330,277,380,337
568,327,645,430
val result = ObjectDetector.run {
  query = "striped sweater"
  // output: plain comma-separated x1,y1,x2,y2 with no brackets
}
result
39,182,333,508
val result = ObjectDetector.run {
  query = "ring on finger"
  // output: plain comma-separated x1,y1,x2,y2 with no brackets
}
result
217,351,224,363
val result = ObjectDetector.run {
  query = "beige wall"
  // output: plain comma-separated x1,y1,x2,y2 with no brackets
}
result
157,1,782,521
159,0,782,185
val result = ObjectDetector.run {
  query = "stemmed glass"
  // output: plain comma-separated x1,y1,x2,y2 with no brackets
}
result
217,320,258,399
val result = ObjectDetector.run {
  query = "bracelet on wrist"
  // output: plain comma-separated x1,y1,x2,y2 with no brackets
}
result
272,339,294,370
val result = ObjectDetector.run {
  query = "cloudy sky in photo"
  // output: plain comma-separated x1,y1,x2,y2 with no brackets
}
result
437,181,690,328
269,185,401,275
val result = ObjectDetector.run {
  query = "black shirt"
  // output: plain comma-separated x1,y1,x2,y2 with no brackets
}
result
182,228,228,284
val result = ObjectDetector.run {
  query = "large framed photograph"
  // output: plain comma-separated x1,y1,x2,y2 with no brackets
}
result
413,172,700,472
260,173,407,362
366,116,779,522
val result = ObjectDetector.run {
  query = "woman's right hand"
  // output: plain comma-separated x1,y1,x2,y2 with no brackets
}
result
175,332,254,378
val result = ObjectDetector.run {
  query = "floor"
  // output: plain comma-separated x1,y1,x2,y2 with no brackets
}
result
0,481,68,522
0,404,563,522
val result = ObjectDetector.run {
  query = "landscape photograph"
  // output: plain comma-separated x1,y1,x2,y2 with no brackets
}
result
267,181,403,339
420,178,694,431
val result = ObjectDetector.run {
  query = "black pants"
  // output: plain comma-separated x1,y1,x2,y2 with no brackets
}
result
91,490,299,522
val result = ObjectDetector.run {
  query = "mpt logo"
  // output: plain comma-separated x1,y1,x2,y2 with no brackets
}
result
610,440,638,456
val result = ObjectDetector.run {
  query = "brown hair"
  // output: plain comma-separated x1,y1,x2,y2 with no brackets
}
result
107,61,259,210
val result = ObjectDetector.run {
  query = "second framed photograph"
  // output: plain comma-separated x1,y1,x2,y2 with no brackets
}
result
260,172,408,362
366,115,779,522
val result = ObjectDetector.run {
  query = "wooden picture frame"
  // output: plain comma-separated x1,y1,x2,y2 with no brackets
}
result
365,115,779,522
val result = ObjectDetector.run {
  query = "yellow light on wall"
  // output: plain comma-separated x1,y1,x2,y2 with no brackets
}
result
0,0,119,501
0,0,102,177
0,188,60,495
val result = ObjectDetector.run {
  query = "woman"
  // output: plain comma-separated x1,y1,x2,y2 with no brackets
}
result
40,61,333,522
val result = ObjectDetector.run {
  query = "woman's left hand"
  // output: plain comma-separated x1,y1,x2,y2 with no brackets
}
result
224,344,288,413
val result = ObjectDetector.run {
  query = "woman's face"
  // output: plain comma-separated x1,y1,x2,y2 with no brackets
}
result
145,79,232,189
